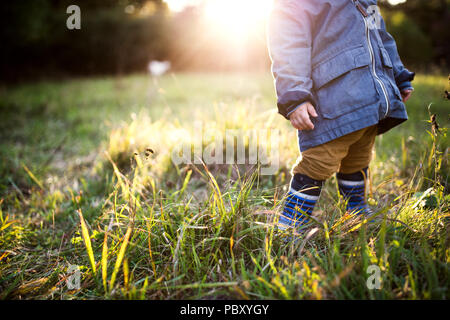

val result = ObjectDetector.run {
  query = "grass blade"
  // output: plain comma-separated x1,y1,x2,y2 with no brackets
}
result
77,209,96,274
102,231,109,292
109,226,132,291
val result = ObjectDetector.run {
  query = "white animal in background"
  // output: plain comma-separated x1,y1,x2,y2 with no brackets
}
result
148,60,171,76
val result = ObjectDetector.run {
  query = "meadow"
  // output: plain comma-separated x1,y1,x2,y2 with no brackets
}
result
0,72,448,299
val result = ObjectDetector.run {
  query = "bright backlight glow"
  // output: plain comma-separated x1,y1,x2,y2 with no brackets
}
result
204,0,272,34
165,0,273,39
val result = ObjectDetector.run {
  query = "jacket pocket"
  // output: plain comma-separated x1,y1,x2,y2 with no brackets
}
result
312,45,378,119
380,47,393,68
380,47,403,100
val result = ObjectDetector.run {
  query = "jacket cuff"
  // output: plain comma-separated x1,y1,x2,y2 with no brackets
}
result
398,82,413,92
395,69,415,91
277,90,316,120
286,102,310,118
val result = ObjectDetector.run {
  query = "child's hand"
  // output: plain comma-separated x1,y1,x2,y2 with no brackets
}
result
401,89,413,103
289,102,318,131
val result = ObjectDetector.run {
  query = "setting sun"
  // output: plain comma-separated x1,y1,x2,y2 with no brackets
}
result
165,0,273,39
204,0,272,35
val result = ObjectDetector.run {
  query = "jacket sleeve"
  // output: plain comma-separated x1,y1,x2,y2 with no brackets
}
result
267,0,316,120
378,14,415,91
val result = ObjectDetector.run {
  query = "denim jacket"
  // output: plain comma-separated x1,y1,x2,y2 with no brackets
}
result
268,0,415,151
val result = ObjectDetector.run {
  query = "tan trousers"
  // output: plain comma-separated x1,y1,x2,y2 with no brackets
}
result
293,125,378,181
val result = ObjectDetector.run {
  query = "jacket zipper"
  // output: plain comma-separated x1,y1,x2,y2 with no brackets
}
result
353,0,390,117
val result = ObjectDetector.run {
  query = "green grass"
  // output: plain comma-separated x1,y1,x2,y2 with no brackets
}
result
0,72,448,300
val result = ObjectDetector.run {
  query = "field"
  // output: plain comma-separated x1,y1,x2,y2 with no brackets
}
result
0,72,449,300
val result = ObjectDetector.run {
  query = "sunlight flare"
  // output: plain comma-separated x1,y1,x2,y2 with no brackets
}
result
204,0,272,35
166,0,273,40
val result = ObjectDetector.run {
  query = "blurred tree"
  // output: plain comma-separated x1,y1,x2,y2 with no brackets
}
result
382,10,433,66
380,0,450,68
0,0,169,81
0,0,447,81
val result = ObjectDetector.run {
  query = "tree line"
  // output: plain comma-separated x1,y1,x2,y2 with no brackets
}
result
0,0,448,82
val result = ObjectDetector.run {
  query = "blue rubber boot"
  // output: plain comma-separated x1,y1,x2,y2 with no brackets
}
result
337,167,373,216
278,173,323,236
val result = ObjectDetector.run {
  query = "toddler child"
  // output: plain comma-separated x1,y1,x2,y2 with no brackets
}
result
268,0,414,232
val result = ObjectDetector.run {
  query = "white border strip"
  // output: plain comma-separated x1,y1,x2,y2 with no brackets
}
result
338,179,365,187
289,188,320,201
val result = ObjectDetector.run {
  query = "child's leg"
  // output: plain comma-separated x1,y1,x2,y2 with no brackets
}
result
280,126,376,231
336,168,370,215
279,173,323,230
337,125,378,215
